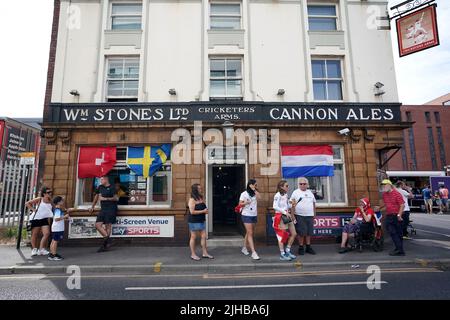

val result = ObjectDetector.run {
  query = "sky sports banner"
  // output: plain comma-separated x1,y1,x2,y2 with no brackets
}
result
47,102,402,123
68,216,174,239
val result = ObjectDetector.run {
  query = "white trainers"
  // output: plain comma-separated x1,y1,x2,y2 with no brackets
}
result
38,249,50,256
31,248,38,257
241,247,250,256
251,252,260,260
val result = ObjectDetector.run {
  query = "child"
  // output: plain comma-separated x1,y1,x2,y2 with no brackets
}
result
48,196,70,261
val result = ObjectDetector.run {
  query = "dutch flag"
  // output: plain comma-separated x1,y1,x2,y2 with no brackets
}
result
281,145,334,178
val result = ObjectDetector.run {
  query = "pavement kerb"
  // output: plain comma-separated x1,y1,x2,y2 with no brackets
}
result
1,258,450,275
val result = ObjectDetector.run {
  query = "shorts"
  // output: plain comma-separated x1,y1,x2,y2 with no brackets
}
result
442,198,448,206
30,218,50,229
241,215,257,224
295,216,314,237
343,222,361,235
52,231,64,241
96,211,117,224
425,199,433,207
188,222,205,231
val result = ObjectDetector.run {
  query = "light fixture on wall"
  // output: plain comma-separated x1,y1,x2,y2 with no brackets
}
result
277,89,285,96
168,88,177,95
69,89,80,96
374,82,385,96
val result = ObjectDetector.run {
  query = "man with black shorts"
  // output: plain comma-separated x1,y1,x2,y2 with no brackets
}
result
89,176,118,252
290,177,317,255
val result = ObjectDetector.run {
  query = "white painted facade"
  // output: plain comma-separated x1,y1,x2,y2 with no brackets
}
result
51,0,399,104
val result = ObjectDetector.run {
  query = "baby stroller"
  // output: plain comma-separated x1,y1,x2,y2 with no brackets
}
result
354,211,384,252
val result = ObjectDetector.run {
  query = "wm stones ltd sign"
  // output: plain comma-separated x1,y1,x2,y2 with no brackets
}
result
47,102,401,123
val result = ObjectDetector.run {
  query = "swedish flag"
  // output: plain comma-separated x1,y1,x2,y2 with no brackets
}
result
126,144,171,178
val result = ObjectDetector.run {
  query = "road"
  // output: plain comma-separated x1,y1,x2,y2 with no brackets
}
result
0,265,449,300
409,212,450,250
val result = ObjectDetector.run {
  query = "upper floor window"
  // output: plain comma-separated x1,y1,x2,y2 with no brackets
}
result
312,59,343,101
111,3,142,30
425,111,431,123
210,58,243,100
434,112,440,123
106,57,139,102
405,111,412,122
210,2,241,30
308,5,338,31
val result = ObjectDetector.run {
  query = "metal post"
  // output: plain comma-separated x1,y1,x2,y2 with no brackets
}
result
16,166,29,250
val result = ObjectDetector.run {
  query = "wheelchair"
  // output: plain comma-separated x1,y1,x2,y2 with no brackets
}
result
352,220,384,253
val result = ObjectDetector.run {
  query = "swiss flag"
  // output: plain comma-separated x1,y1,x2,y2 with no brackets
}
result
77,147,117,178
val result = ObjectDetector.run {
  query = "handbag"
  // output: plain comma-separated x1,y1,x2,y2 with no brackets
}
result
281,214,292,224
26,200,41,232
234,204,243,214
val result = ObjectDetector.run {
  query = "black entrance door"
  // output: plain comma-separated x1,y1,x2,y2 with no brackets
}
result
212,165,245,236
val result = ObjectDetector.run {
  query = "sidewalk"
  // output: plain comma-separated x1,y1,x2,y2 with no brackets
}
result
1,238,450,275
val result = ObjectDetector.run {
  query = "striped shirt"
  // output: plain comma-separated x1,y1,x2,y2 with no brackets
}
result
382,189,404,215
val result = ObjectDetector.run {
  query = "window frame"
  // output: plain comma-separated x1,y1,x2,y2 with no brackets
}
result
75,147,172,209
307,3,339,31
109,2,143,31
284,145,348,207
209,1,242,30
209,57,243,100
105,56,140,102
311,58,344,102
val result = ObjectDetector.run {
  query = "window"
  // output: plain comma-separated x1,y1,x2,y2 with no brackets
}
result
425,112,431,123
209,58,243,100
436,127,447,169
312,59,343,101
284,145,347,206
408,128,417,170
111,3,142,30
308,5,338,31
434,112,440,123
427,127,438,170
76,147,172,207
210,2,241,30
106,57,139,102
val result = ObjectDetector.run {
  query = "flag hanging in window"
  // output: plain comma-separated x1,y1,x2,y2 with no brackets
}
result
281,145,334,178
126,144,171,178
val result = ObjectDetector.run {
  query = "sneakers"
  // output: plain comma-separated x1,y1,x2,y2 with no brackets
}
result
339,247,349,254
38,249,49,256
31,248,38,257
241,247,250,256
48,253,63,261
298,246,305,255
403,235,412,240
389,250,405,256
285,251,296,259
251,252,260,260
305,246,316,255
280,253,292,261
97,245,107,253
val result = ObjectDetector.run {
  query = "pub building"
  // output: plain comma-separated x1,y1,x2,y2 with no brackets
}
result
42,0,411,245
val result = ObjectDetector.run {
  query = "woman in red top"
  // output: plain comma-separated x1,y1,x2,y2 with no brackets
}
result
339,198,374,253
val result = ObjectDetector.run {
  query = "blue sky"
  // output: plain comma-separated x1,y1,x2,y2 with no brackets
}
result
0,0,448,118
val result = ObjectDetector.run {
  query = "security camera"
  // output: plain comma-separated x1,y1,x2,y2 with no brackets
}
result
338,128,350,135
374,82,384,89
69,89,80,96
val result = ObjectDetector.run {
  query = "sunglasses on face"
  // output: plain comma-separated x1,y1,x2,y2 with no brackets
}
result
299,183,307,185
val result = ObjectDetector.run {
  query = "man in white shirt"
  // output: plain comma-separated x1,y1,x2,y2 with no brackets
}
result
395,181,414,239
289,177,317,255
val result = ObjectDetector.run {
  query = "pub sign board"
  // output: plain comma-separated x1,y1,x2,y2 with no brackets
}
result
47,102,402,124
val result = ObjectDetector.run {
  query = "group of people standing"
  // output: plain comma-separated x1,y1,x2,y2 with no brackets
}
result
422,185,449,214
188,178,317,261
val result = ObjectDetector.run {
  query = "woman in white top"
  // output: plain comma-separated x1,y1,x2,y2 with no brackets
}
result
25,187,54,256
273,180,297,261
239,179,261,260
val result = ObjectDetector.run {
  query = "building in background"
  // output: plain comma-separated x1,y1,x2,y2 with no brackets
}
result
42,0,410,245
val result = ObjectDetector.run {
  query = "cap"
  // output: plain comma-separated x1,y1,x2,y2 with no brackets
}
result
381,179,393,185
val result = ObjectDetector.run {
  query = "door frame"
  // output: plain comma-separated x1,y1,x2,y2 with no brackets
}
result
205,147,248,238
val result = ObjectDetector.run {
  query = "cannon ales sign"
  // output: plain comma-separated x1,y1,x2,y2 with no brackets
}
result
47,102,402,123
